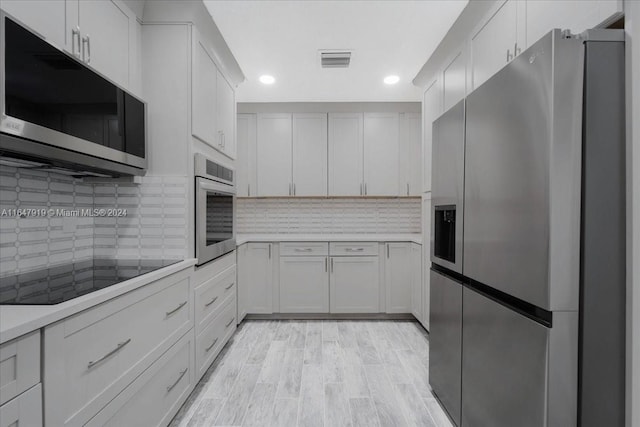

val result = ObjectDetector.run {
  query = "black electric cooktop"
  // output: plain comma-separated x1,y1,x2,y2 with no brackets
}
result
0,259,181,305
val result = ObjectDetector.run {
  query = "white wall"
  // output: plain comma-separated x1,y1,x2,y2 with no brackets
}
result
626,1,640,426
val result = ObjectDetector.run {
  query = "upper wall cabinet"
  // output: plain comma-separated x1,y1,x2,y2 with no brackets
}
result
1,0,138,90
256,113,293,196
423,79,442,193
328,113,364,196
363,112,400,196
400,112,422,196
217,70,236,159
443,51,467,112
470,0,525,91
293,113,328,196
236,114,257,197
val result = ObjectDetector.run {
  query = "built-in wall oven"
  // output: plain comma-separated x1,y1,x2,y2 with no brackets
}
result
195,154,235,266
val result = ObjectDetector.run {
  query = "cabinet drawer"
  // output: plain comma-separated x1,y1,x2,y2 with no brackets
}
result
195,265,236,335
0,331,40,406
0,383,42,427
196,298,237,379
87,332,193,427
329,242,378,256
280,242,329,256
44,275,191,426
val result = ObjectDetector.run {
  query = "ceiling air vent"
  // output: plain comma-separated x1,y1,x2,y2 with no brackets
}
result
320,51,351,68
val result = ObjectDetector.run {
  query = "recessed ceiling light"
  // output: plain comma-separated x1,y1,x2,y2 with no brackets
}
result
384,75,400,85
259,75,275,85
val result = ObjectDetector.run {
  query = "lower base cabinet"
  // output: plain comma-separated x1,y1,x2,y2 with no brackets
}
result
0,384,42,427
330,256,380,313
196,297,237,379
86,332,194,427
279,256,329,312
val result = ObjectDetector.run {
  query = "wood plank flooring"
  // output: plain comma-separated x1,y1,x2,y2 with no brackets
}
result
170,320,454,427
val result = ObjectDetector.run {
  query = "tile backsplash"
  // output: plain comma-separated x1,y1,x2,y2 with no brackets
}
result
0,166,188,275
236,198,421,234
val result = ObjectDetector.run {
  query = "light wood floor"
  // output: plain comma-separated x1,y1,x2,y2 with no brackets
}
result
170,320,453,427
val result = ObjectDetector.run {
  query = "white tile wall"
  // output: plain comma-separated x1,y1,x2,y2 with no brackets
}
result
236,198,421,234
0,166,189,275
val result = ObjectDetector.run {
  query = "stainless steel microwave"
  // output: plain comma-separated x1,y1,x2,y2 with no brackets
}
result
0,13,147,176
195,154,236,266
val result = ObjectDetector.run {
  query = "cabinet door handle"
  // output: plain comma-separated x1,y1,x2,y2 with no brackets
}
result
205,338,219,352
387,244,390,258
166,368,188,393
514,42,521,56
82,34,91,63
360,183,363,196
225,317,235,327
331,258,334,273
88,338,131,369
248,183,250,197
225,283,234,291
364,183,367,195
293,183,296,196
72,27,81,57
506,49,513,62
166,301,187,317
268,244,271,259
289,183,292,196
205,296,218,307
407,183,410,196
325,257,328,272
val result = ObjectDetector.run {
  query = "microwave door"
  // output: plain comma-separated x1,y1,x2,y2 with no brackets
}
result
196,177,235,266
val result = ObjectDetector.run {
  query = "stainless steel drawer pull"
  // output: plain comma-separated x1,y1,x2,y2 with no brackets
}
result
166,301,187,317
205,296,218,307
87,338,131,369
225,317,235,328
205,338,219,352
345,248,364,252
225,283,234,291
295,248,313,252
166,368,188,392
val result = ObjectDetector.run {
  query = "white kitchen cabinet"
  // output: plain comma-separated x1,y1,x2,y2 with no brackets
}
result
526,0,622,47
293,113,328,196
77,0,130,88
279,256,329,312
0,331,39,406
443,50,467,112
328,113,364,196
1,0,68,49
217,70,236,158
400,112,422,196
0,384,42,427
256,114,293,196
238,242,274,314
410,243,423,323
1,0,136,90
192,27,218,148
363,112,400,196
330,256,380,313
422,193,432,330
470,0,526,91
236,114,257,197
423,79,442,193
385,242,412,313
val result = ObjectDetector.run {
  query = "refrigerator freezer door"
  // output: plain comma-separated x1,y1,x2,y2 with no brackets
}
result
463,30,584,311
462,287,549,427
431,100,465,274
429,269,462,426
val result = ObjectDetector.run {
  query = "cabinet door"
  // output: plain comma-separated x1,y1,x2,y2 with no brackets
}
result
328,113,363,196
385,243,412,313
1,0,68,50
330,257,379,313
443,51,467,112
217,70,236,158
239,243,273,314
0,384,42,427
279,256,329,313
410,244,422,322
78,0,130,87
423,80,441,192
292,113,328,196
400,113,422,196
256,114,292,196
471,0,519,90
363,112,399,196
192,28,218,147
236,114,257,197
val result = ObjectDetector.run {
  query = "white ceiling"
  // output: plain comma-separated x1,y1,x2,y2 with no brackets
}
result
204,0,468,102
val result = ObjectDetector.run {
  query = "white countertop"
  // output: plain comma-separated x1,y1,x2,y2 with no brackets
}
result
0,259,197,345
236,233,422,245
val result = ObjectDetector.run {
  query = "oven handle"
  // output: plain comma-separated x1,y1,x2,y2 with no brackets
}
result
197,178,236,195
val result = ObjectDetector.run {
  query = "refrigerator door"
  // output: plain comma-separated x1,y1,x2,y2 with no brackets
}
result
431,100,465,274
462,287,548,427
463,30,584,311
429,269,462,426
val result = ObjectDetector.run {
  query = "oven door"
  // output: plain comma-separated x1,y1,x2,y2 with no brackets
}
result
196,177,235,266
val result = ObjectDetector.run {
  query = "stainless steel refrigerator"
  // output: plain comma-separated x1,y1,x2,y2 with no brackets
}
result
429,29,626,427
